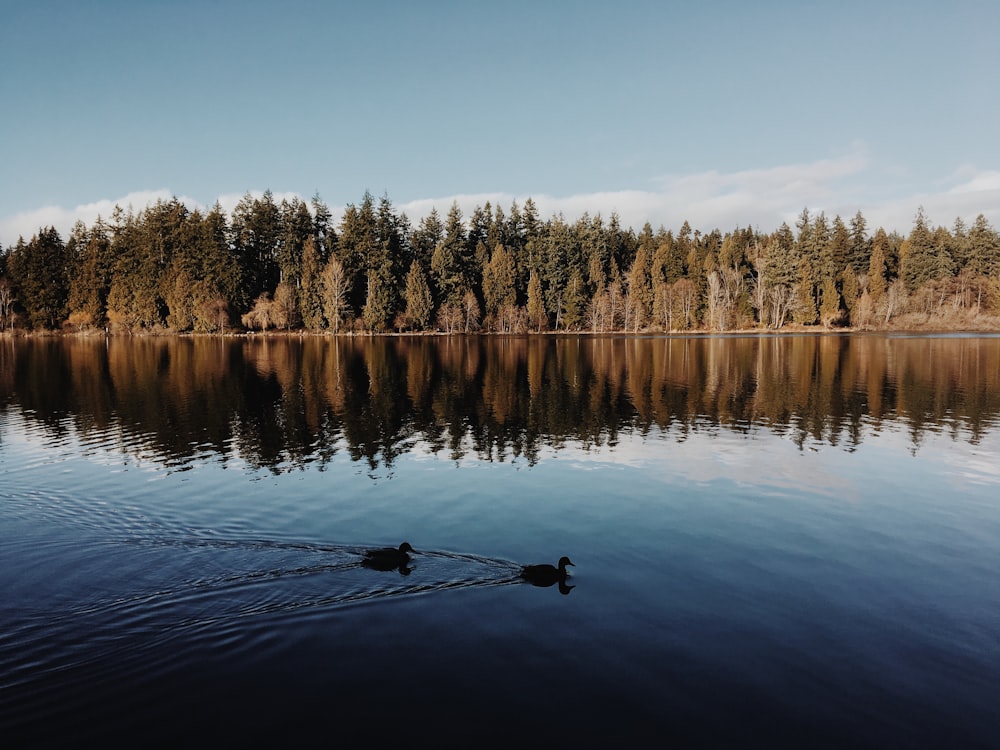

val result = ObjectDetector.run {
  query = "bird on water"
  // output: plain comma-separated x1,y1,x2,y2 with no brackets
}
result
520,556,575,588
362,542,415,572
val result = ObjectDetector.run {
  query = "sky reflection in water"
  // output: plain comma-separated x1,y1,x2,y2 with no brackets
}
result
1,334,999,747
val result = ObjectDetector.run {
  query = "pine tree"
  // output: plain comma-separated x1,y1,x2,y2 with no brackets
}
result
8,226,69,329
824,215,851,281
403,260,433,330
299,237,326,330
411,208,444,270
969,214,999,276
231,191,281,307
841,267,860,326
561,269,586,330
336,192,378,314
363,266,394,331
868,228,889,303
901,207,952,290
203,202,239,308
526,270,546,332
792,258,818,325
431,202,468,305
849,211,870,273
277,196,312,289
66,218,112,328
311,193,334,255
482,244,516,321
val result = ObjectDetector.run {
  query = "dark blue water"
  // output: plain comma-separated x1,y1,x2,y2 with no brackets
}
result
2,335,999,748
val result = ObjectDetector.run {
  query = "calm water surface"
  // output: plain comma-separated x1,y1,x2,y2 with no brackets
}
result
2,334,999,747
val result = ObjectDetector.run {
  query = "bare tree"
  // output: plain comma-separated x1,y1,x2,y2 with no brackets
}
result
767,286,792,329
496,303,527,333
673,278,697,330
242,293,275,331
272,282,299,330
462,289,481,333
882,280,907,324
654,282,674,331
0,279,14,331
706,270,725,330
436,302,462,334
321,257,349,333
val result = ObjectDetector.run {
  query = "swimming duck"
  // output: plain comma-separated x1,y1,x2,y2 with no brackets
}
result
520,556,574,587
362,542,415,569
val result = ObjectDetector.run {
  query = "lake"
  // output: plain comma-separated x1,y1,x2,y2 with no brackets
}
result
2,333,999,748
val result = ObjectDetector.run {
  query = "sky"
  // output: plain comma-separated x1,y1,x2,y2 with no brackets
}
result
2,0,999,247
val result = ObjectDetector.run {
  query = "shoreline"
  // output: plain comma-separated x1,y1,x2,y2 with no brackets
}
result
6,318,1000,340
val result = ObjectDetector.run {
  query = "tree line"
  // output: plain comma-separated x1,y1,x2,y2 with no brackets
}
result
1,190,998,334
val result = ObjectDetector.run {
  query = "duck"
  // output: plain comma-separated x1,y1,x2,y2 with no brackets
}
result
520,556,574,588
362,542,415,570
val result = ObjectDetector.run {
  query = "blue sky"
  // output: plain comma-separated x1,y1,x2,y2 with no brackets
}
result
2,0,998,246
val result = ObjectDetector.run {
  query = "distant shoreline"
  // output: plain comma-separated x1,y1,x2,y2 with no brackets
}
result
7,317,1000,339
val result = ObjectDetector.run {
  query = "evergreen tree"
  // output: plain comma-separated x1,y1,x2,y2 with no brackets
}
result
403,260,433,330
824,215,851,281
969,214,999,276
66,217,112,328
299,237,326,330
195,203,239,331
561,268,586,330
578,213,609,295
819,275,843,327
950,217,970,272
277,196,313,289
756,223,797,328
311,193,335,256
841,267,860,325
363,266,394,331
902,207,952,290
336,191,378,314
543,213,575,323
849,211,870,273
526,270,546,332
231,191,281,307
482,244,516,321
8,226,69,329
630,223,656,316
795,208,812,259
504,200,527,299
412,208,444,270
792,257,818,325
431,202,468,305
652,228,682,285
372,194,405,324
487,202,506,254
107,203,172,330
868,228,889,303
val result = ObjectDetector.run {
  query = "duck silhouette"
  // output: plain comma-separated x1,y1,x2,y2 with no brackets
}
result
520,556,575,593
361,542,415,574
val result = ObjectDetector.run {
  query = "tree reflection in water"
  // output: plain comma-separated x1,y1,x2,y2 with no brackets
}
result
1,333,998,473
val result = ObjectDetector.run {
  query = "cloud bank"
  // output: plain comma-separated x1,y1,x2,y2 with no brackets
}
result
398,153,1000,236
2,155,999,247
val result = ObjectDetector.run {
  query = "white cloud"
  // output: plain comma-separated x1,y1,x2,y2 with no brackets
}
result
0,189,307,246
397,150,999,235
3,153,999,247
0,189,172,245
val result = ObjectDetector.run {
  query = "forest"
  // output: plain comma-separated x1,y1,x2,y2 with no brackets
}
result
1,191,998,335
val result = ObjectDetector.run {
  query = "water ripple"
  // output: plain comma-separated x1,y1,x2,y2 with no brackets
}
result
0,531,527,732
